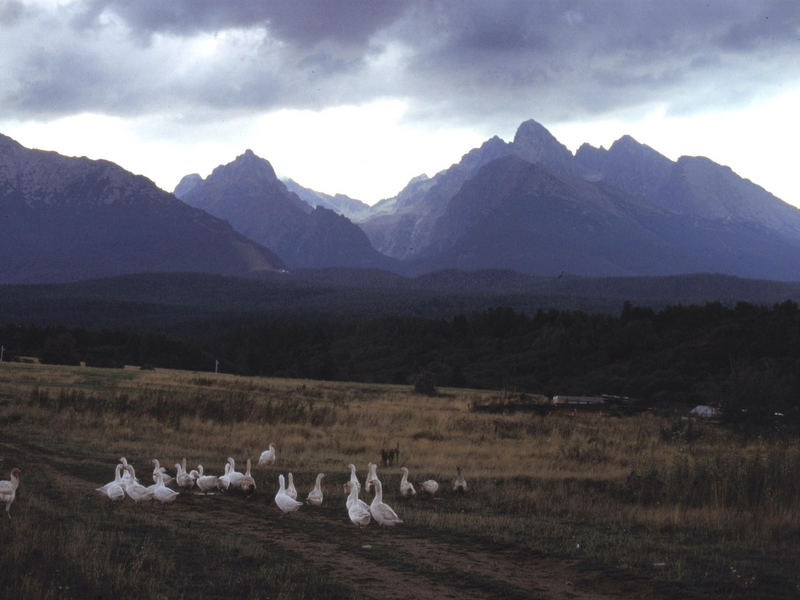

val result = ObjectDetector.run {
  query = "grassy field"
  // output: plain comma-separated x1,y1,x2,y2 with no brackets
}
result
0,361,798,599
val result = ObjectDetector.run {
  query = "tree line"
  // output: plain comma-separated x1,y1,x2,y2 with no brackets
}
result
2,300,799,428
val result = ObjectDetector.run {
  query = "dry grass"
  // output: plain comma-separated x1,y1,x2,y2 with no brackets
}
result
1,361,798,598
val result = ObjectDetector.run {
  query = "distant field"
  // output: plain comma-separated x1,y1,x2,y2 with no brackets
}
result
0,361,798,599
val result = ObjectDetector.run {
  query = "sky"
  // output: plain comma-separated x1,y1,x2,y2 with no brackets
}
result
1,0,799,207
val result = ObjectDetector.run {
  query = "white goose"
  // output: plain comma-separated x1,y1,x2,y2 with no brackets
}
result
217,462,232,490
347,463,360,492
365,462,378,494
194,465,219,494
286,472,297,500
275,474,302,513
153,473,180,504
345,481,371,528
452,466,468,493
421,479,439,496
306,473,325,506
343,482,357,510
344,481,370,510
227,457,244,489
123,465,153,502
151,459,174,485
258,442,276,466
119,457,137,485
239,459,256,493
104,481,126,502
175,460,195,491
145,476,161,497
399,466,416,498
368,478,402,526
0,467,21,518
97,464,125,494
185,457,197,484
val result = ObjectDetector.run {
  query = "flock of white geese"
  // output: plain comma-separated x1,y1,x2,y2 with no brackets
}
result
93,443,469,529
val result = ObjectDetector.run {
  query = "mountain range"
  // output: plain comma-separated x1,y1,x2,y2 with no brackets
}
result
0,134,284,284
2,117,800,287
174,150,394,270
356,119,800,280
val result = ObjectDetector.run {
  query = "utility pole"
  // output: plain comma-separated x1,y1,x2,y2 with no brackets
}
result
214,359,219,374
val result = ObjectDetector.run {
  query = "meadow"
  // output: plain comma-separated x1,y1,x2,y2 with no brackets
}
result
0,360,798,599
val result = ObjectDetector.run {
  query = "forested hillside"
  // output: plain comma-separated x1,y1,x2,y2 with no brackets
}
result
3,301,798,430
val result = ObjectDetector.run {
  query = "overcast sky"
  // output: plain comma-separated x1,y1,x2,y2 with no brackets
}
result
2,0,799,207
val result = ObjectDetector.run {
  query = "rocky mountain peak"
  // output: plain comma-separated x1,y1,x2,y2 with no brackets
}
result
609,134,640,151
574,133,674,201
512,119,554,143
607,135,668,163
458,136,511,172
407,173,430,185
224,149,278,180
511,119,574,173
173,173,203,199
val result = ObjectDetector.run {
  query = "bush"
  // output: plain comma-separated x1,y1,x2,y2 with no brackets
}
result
412,371,437,395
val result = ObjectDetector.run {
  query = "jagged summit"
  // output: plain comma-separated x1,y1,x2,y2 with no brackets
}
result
214,148,279,181
173,173,203,199
607,135,667,160
610,134,641,149
407,173,430,185
179,149,392,270
511,119,574,173
512,119,559,146
6,114,800,284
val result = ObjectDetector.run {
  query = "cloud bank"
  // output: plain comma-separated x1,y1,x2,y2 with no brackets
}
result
1,1,799,205
2,0,798,128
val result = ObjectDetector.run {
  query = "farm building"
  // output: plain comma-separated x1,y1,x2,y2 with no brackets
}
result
689,405,721,419
552,395,606,405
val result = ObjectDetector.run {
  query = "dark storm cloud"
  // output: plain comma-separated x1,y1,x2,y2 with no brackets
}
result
76,0,405,47
2,0,799,126
394,1,800,126
0,1,26,25
718,1,800,50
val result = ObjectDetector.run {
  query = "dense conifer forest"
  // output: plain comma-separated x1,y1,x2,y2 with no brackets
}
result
3,300,799,430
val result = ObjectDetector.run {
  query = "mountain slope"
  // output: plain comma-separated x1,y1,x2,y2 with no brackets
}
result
409,154,800,280
178,151,393,270
358,118,800,280
360,136,512,259
575,135,674,200
575,135,800,239
412,155,686,276
0,134,284,284
658,155,800,237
